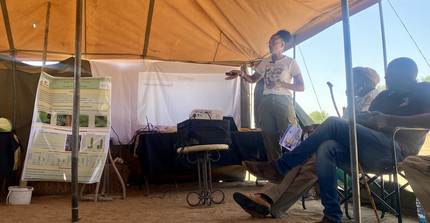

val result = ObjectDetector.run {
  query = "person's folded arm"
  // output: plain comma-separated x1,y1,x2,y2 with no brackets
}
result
383,112,430,129
360,110,430,133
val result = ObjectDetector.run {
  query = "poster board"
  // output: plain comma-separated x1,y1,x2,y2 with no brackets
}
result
22,72,111,184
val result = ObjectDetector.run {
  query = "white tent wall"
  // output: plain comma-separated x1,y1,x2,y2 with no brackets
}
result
90,59,240,144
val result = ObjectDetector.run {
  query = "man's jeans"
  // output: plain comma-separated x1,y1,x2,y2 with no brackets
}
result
274,117,403,223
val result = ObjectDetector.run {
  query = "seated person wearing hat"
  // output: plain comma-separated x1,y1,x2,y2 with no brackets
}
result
343,66,380,118
233,66,381,219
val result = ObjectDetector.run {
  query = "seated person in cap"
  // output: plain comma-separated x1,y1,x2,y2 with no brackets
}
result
240,57,430,223
343,66,380,118
233,66,381,219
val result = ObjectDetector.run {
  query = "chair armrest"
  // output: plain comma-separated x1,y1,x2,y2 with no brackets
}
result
392,127,430,138
391,127,430,165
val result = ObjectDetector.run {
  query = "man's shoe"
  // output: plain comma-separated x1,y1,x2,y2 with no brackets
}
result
242,161,284,184
317,216,337,223
233,192,270,218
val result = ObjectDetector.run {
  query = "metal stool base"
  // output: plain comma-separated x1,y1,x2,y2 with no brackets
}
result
185,151,225,207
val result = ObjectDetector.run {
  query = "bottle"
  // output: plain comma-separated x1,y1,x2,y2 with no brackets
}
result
416,198,426,223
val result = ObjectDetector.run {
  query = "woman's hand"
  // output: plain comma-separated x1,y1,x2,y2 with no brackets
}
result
225,70,242,80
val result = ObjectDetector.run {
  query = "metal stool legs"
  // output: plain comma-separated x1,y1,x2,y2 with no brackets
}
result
186,151,225,207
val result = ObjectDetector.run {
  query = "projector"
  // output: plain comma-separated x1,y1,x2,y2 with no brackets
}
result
189,109,223,120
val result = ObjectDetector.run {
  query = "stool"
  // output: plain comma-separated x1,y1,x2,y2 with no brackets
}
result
177,144,229,207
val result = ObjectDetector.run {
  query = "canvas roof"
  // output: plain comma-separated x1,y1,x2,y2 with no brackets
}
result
0,0,378,65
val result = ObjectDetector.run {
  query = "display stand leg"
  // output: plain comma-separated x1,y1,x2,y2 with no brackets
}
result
80,146,126,201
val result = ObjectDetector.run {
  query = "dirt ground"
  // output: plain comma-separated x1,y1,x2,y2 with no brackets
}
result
0,181,419,223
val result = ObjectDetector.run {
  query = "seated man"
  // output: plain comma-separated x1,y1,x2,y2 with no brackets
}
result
403,155,430,222
233,66,381,218
242,57,430,223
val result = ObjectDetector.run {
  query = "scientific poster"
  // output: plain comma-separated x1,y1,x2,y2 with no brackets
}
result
22,72,111,183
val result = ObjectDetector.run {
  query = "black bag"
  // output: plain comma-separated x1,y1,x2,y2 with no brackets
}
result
176,119,231,148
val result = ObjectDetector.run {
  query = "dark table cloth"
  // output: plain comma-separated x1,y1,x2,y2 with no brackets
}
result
131,131,267,180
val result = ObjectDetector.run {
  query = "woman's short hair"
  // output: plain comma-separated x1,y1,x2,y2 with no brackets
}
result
275,30,291,43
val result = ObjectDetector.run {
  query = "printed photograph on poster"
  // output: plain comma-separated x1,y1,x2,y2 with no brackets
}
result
64,134,82,152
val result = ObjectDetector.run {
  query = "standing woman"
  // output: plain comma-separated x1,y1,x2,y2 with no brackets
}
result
226,30,304,161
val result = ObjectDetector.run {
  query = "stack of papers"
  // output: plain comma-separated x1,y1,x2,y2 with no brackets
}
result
279,125,302,151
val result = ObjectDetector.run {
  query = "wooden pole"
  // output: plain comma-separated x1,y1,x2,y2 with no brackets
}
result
41,2,51,71
142,0,155,58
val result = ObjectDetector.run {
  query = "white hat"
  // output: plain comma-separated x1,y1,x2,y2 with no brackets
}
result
0,118,12,132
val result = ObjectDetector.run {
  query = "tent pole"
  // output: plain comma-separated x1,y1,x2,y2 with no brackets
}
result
292,36,296,108
1,0,16,130
72,0,83,222
84,0,87,59
12,56,16,131
42,2,51,70
142,0,155,58
341,0,361,222
378,0,388,85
